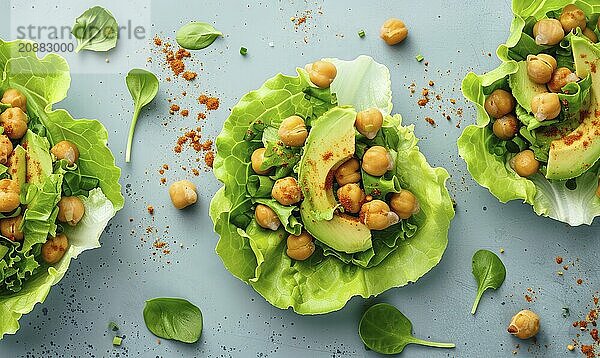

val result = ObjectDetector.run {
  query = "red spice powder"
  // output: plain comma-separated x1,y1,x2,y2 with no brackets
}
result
204,151,215,168
556,256,564,264
182,71,197,81
181,109,189,117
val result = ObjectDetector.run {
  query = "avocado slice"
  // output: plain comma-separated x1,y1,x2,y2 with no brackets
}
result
546,36,600,180
508,60,547,113
22,130,52,184
298,107,372,254
7,145,26,190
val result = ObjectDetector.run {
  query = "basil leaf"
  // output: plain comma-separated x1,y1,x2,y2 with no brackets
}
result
359,303,455,354
143,298,203,344
176,22,222,50
471,249,506,314
72,6,119,53
125,68,159,162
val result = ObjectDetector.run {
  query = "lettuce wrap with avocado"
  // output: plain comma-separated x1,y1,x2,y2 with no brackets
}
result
210,56,454,314
0,39,123,338
458,0,600,226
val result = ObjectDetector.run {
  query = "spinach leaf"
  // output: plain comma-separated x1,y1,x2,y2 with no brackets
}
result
143,298,203,344
359,303,455,354
72,6,119,53
471,249,506,314
176,22,222,50
125,69,159,163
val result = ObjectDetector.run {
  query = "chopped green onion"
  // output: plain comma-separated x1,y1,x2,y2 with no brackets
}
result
113,336,123,346
108,322,119,331
358,30,365,38
240,47,248,55
415,54,424,62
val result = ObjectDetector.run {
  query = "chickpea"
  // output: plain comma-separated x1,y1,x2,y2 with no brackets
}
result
278,115,308,147
510,150,540,177
359,200,399,230
380,18,408,45
355,108,383,139
507,310,540,339
533,18,565,45
0,179,20,213
286,231,315,261
169,180,198,209
484,89,515,119
1,88,27,112
0,215,23,241
0,107,28,140
547,67,579,93
337,183,366,214
493,114,519,140
255,204,281,231
0,135,13,165
251,148,270,175
306,60,337,88
559,4,587,33
389,190,420,219
271,177,302,206
526,54,557,84
41,233,69,264
583,27,598,43
50,140,79,165
335,158,361,186
57,196,85,226
531,92,561,121
362,146,393,177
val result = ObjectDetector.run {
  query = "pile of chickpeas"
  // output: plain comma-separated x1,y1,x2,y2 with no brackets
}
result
0,88,85,265
250,60,420,261
484,4,598,179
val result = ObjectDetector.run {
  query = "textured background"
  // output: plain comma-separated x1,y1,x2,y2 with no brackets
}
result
1,0,599,357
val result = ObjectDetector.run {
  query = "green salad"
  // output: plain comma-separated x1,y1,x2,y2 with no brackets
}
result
0,39,123,338
458,0,600,226
210,56,454,314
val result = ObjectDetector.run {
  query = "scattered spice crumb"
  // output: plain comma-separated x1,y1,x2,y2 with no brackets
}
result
147,206,154,215
181,109,189,117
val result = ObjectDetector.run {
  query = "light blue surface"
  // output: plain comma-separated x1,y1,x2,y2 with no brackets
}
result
1,1,599,357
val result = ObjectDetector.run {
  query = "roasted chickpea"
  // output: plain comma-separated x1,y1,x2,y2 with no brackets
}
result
559,4,587,33
306,60,337,88
359,200,399,230
41,233,69,264
389,190,420,219
57,196,85,226
583,27,599,43
531,92,561,121
533,18,565,45
362,146,393,177
355,108,383,139
169,180,198,209
526,54,557,84
1,88,27,112
278,115,308,147
50,140,79,165
286,231,315,261
0,135,13,165
337,183,366,214
510,150,540,177
508,310,540,339
380,18,408,45
547,67,579,93
0,215,23,241
493,114,519,140
0,108,28,140
0,179,19,213
251,148,270,175
255,204,281,231
271,177,302,206
335,159,361,186
484,89,516,119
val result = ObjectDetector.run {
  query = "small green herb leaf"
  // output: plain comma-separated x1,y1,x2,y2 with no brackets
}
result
112,336,123,346
72,6,119,53
143,297,203,344
240,47,248,56
359,303,455,355
125,68,159,163
358,29,366,38
176,22,222,50
471,249,506,314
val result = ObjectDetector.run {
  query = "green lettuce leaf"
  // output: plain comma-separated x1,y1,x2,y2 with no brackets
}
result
254,198,302,236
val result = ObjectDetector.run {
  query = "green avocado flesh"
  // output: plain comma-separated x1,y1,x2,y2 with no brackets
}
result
7,145,26,189
298,107,372,254
546,37,600,180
